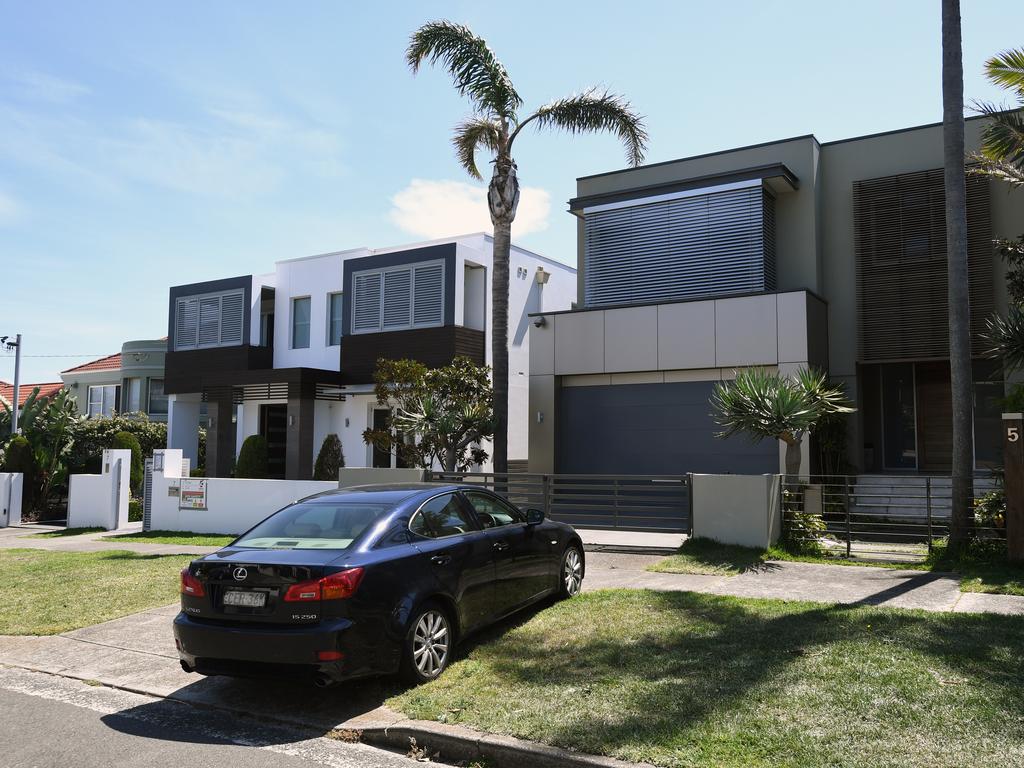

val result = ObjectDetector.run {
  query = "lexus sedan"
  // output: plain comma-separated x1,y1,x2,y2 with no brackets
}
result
174,483,584,687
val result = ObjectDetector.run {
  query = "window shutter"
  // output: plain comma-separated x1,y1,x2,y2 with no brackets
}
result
383,269,412,329
413,263,444,325
583,184,773,307
198,297,221,346
353,272,382,332
220,292,244,345
175,298,199,349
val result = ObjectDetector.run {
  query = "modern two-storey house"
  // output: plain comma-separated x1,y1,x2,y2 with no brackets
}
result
165,233,575,479
529,115,1024,477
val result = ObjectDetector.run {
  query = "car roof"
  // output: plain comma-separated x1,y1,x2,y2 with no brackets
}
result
300,482,475,505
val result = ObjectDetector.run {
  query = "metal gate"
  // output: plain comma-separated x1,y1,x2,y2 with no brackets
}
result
425,471,692,534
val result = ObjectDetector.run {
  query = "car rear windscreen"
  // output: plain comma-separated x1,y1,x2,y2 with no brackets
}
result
234,501,393,550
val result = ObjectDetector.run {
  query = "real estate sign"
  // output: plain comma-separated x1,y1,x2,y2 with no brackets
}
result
179,478,208,510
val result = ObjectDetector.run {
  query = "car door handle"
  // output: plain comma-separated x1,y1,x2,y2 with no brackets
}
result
430,554,452,566
492,541,510,551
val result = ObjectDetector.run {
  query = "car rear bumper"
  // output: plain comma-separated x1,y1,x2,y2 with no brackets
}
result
173,612,356,682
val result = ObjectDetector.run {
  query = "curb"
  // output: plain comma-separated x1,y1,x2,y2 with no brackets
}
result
0,658,652,768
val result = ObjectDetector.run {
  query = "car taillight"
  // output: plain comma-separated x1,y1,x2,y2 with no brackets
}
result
180,567,205,597
283,567,364,602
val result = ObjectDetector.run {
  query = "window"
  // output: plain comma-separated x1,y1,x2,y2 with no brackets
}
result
409,493,476,539
327,292,344,346
234,500,392,550
148,379,168,418
351,261,444,333
86,385,119,418
292,296,311,349
174,289,245,351
125,378,141,413
462,491,524,528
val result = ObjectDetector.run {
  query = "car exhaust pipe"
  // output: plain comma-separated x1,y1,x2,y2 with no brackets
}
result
313,673,335,689
180,660,194,674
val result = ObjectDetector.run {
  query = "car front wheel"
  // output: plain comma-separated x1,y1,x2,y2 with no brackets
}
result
401,603,452,684
558,545,584,598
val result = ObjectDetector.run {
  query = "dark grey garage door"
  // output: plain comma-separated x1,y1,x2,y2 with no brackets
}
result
557,381,778,475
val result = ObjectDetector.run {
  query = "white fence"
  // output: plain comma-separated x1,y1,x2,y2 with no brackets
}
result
0,473,23,528
146,450,336,534
67,449,132,530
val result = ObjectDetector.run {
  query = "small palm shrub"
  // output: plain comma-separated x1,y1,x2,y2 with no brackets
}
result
236,435,269,479
313,434,344,481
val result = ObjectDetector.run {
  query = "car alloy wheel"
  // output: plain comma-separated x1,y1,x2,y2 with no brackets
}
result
563,547,583,597
412,609,450,679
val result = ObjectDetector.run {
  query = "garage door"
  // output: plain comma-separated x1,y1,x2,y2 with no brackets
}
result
557,381,778,475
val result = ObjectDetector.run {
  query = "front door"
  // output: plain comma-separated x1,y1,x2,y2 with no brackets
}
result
259,404,287,479
915,362,953,472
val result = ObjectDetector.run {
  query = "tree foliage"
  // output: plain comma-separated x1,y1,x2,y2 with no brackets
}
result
711,368,854,478
68,414,167,475
313,434,345,481
363,356,494,472
236,435,269,479
1,435,37,511
111,430,144,495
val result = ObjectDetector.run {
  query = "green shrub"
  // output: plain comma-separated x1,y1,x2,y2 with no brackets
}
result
70,415,166,475
111,431,143,494
313,434,344,481
128,498,143,523
235,435,269,479
781,486,826,554
2,435,37,510
974,490,1007,533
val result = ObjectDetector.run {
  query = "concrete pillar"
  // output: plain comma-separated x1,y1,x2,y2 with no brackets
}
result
205,394,236,478
167,393,202,468
286,382,315,480
528,374,558,473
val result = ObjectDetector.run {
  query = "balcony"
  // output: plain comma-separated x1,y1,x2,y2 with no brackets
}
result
341,325,485,383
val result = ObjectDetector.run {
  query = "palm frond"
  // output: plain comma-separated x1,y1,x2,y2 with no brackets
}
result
406,20,521,116
516,88,647,167
984,307,1024,370
975,101,1024,171
984,48,1024,96
452,116,502,180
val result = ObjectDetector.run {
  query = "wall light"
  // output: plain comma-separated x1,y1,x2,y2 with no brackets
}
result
535,266,551,285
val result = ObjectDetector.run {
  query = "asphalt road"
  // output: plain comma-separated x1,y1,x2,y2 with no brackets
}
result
0,666,448,768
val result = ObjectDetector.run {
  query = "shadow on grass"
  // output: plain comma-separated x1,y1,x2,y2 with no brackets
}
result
649,537,778,575
25,527,104,538
419,590,1024,765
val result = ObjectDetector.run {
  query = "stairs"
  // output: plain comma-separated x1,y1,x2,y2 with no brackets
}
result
848,475,999,520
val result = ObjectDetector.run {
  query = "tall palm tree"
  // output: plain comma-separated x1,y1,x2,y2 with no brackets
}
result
406,21,648,473
941,0,974,547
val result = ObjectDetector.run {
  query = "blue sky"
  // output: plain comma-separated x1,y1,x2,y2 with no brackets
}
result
1,0,1020,382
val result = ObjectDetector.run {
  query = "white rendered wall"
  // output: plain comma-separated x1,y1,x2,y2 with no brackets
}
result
149,476,338,534
0,473,23,527
67,449,132,530
691,473,782,549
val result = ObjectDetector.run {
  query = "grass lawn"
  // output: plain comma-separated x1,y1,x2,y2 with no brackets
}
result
0,549,191,634
650,538,1024,596
102,530,234,547
26,527,104,539
391,590,1024,768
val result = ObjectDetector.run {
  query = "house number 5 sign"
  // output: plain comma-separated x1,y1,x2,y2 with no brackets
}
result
1002,413,1024,561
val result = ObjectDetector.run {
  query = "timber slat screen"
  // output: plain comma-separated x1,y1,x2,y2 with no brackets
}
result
427,472,692,533
853,167,992,362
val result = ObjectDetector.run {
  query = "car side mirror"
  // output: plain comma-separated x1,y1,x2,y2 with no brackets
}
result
525,508,545,526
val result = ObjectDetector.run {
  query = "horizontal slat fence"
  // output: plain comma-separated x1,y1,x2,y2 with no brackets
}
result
426,472,692,534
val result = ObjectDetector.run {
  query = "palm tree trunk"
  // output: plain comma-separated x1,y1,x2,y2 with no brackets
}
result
487,152,519,475
784,438,803,482
942,0,975,548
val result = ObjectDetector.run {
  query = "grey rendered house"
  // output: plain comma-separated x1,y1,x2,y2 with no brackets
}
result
529,115,1024,477
60,338,169,420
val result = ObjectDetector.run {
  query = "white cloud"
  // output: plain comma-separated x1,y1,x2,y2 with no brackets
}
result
389,179,551,240
9,71,91,103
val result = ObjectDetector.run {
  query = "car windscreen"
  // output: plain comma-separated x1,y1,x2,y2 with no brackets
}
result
234,500,393,550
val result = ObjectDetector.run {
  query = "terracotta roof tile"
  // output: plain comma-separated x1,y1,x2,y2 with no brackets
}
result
0,381,64,407
61,352,122,374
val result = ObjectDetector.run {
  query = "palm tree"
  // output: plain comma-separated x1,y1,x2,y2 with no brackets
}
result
406,21,648,473
711,368,853,482
941,0,974,547
973,48,1024,188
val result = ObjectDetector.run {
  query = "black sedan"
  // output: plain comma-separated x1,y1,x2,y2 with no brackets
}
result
174,483,585,687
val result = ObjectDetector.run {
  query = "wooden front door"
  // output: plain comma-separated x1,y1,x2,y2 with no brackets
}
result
915,362,953,472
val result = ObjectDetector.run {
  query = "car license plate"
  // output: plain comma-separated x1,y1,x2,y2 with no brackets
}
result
223,590,266,608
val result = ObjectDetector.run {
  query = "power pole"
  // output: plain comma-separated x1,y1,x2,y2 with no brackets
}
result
2,335,22,435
